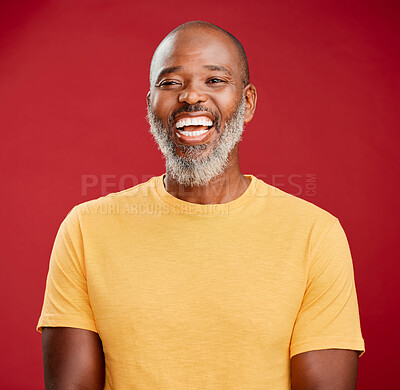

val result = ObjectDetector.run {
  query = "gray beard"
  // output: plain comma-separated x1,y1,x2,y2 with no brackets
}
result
147,93,246,187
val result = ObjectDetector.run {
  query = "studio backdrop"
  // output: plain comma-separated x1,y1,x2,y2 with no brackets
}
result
0,0,398,388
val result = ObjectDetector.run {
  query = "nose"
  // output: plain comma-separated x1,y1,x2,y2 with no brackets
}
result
178,83,207,105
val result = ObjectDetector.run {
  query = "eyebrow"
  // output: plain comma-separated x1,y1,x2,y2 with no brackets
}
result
203,65,232,75
155,66,183,83
155,64,232,84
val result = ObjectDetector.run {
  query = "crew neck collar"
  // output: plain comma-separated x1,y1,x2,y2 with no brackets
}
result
155,174,258,215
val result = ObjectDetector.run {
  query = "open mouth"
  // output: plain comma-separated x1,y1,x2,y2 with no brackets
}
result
174,115,215,143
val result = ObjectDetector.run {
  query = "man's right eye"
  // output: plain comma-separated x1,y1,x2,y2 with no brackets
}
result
158,80,180,86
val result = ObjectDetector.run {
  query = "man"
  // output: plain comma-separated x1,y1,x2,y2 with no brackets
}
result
37,21,365,389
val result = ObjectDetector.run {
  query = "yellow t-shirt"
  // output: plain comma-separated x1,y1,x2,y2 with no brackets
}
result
37,175,365,389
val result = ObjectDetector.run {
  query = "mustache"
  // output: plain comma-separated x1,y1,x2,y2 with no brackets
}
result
169,105,220,129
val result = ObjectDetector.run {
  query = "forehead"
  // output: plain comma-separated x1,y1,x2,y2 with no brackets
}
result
151,28,242,81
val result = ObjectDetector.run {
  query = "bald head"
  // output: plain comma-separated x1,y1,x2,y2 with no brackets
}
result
150,21,250,88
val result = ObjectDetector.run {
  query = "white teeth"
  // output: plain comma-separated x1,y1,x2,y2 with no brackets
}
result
178,129,208,137
175,117,213,129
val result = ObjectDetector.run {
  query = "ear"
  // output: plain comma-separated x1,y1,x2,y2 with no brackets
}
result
243,83,257,124
146,91,151,106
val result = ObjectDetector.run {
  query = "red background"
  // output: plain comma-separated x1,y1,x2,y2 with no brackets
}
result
1,0,398,388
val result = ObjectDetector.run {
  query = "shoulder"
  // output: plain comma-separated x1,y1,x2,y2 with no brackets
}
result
71,176,161,216
253,176,337,219
55,176,162,232
250,179,339,251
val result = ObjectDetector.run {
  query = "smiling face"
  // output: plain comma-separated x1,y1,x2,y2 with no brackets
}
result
147,25,256,186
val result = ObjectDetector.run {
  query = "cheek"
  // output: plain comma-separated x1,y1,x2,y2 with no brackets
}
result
215,90,242,116
151,92,173,121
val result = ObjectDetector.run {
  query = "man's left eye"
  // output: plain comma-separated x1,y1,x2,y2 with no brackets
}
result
207,78,225,84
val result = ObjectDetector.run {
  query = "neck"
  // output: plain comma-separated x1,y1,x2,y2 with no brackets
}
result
164,149,250,205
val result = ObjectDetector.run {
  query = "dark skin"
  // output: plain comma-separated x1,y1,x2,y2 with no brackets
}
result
291,349,360,389
42,327,104,389
148,26,257,204
42,25,360,389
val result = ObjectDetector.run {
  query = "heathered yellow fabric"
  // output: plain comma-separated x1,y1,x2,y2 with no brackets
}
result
37,175,365,389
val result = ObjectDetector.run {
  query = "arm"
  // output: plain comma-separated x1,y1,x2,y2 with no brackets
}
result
291,349,359,390
42,327,105,390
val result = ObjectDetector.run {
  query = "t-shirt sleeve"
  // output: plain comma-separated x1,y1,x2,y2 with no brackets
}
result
290,218,365,358
36,206,98,334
